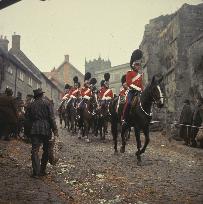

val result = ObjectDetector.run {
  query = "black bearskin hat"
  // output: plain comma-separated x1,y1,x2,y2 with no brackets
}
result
65,83,71,89
84,72,91,82
90,78,97,85
73,76,78,83
121,75,126,85
130,49,143,68
104,73,110,81
100,80,105,87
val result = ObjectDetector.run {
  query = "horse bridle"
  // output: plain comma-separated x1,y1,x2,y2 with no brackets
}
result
139,86,164,117
150,86,164,105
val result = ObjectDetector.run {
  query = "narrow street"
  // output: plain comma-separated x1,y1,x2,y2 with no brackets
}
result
0,124,203,204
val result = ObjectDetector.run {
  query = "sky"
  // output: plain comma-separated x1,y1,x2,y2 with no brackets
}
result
0,0,202,74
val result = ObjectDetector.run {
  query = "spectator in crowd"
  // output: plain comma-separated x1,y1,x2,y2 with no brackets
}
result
25,88,58,178
0,88,17,140
179,99,193,145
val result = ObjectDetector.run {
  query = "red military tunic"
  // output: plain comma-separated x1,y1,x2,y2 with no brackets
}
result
119,87,128,97
80,87,92,100
98,87,113,100
126,70,143,91
98,87,105,100
69,87,80,98
62,89,71,100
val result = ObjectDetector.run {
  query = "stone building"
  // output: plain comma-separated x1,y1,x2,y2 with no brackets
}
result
0,34,62,107
0,35,41,98
85,56,111,78
139,3,203,124
95,63,130,94
44,55,84,89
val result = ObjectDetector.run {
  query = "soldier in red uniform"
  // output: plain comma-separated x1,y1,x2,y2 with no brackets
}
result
98,73,113,116
122,49,144,125
116,75,128,112
62,84,71,100
98,73,114,101
79,72,92,109
66,76,80,107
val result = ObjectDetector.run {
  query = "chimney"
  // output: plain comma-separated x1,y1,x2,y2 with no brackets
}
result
0,35,9,52
12,33,21,50
64,54,69,62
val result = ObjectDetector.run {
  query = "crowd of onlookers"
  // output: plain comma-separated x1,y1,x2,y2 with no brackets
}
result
176,97,203,148
0,87,56,141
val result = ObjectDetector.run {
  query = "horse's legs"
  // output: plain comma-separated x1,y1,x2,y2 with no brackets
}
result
134,126,142,164
120,123,128,153
140,126,150,155
111,119,118,153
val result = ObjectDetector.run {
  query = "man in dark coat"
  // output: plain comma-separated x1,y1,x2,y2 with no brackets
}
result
26,88,58,177
179,99,193,145
191,97,203,147
0,88,17,140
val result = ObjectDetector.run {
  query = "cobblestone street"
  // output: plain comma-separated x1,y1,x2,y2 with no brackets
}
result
0,126,203,204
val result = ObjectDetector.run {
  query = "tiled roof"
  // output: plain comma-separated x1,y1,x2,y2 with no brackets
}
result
57,60,84,77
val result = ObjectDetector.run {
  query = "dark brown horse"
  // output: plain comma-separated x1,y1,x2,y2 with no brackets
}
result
119,75,164,165
96,100,111,140
110,96,131,151
77,95,97,142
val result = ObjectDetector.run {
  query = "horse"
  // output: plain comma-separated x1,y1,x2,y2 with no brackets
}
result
78,96,97,142
68,97,79,133
96,100,111,140
110,95,131,151
119,75,164,165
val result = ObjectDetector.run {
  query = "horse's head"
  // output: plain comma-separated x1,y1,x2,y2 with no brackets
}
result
149,75,164,108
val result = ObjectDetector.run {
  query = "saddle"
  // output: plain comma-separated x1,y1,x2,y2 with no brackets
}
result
130,94,140,114
132,95,139,107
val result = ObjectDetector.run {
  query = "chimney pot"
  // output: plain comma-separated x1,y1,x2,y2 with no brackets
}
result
12,33,21,50
0,35,9,52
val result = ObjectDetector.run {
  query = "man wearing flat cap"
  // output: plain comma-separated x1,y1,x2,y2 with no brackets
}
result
26,88,58,177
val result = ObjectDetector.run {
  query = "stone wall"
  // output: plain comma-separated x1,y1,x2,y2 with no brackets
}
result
140,3,203,125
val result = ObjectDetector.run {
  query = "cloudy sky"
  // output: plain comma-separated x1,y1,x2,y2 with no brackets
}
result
0,0,202,73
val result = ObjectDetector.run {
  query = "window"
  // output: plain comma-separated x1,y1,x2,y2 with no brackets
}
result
28,77,32,86
37,83,40,89
7,66,13,74
19,71,24,81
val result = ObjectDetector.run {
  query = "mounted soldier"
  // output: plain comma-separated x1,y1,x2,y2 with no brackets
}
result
62,83,72,101
66,76,80,107
98,73,114,110
79,72,92,110
66,76,80,132
121,49,144,125
116,74,128,113
58,84,72,128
